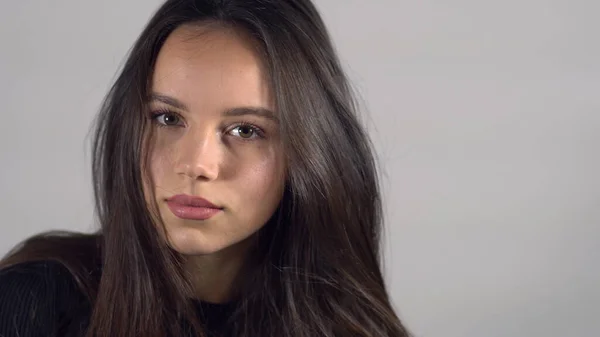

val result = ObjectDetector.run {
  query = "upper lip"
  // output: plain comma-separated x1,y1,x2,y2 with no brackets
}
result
166,194,222,209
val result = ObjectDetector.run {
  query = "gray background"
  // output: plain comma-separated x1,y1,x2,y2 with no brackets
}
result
1,1,598,336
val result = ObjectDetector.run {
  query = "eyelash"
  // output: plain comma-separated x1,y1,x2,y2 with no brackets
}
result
149,110,266,140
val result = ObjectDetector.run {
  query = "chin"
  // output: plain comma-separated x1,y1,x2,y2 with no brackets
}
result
166,230,225,256
165,226,255,257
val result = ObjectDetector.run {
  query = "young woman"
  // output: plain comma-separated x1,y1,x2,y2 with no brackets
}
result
0,0,410,336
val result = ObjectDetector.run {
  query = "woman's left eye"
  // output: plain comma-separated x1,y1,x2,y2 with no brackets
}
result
228,124,264,140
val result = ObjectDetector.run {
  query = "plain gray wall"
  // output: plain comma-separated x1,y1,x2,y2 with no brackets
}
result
1,1,598,336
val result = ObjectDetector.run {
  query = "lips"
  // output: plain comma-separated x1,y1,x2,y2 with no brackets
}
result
166,194,223,220
167,194,221,208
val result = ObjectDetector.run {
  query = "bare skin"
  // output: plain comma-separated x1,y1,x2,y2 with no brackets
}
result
146,24,285,303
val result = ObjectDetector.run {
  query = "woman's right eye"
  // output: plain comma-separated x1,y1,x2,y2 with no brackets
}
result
152,112,183,127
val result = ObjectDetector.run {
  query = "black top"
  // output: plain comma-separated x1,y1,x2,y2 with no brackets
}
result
0,260,233,337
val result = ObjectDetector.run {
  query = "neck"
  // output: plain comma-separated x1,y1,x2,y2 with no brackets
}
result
183,236,256,303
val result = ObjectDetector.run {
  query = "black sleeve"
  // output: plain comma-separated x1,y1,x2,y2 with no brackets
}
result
0,261,64,337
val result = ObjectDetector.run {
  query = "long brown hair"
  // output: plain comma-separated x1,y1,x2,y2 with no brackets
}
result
1,0,410,336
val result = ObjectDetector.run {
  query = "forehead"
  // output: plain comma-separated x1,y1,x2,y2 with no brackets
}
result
152,23,273,109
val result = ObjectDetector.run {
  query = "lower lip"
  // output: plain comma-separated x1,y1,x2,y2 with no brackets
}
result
166,201,222,220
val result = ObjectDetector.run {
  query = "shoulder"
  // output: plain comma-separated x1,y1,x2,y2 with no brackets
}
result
0,259,77,294
0,260,86,337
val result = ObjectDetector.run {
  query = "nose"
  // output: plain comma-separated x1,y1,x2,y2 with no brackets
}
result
174,129,221,181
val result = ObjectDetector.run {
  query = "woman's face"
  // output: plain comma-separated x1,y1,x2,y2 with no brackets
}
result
145,24,285,256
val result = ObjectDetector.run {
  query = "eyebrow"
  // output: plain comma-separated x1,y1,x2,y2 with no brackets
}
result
150,92,278,122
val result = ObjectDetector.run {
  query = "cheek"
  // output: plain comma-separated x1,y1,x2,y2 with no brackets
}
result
233,147,285,209
149,143,175,186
